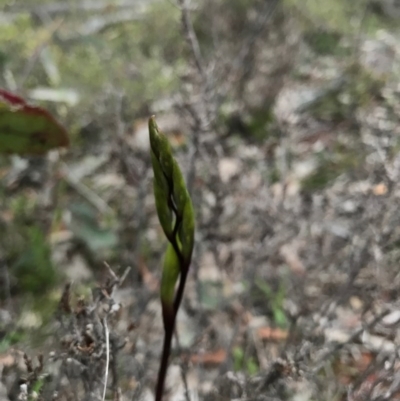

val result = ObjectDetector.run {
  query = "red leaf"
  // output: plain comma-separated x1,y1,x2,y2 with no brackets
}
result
0,88,69,155
0,89,26,106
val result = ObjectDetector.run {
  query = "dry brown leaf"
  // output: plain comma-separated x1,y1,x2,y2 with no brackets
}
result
257,327,288,341
169,131,186,147
0,353,15,367
279,241,306,275
189,349,227,367
335,352,376,386
137,257,159,293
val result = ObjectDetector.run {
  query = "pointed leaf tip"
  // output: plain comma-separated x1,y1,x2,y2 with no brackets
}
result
149,115,158,135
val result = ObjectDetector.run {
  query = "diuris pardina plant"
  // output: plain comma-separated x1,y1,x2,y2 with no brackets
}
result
149,116,195,401
0,89,195,400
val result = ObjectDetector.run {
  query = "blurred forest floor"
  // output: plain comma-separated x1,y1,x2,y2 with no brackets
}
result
1,0,400,400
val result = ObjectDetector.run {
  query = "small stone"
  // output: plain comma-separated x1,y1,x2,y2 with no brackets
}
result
218,158,242,183
382,310,400,326
349,296,363,311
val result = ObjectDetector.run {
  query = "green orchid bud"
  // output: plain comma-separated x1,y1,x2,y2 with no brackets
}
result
149,116,174,181
179,199,195,265
172,159,189,216
151,152,174,239
160,243,180,307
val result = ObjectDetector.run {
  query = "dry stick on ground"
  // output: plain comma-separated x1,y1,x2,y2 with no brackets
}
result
9,0,152,15
59,262,131,400
60,162,112,214
312,308,391,375
1,261,13,315
102,317,110,401
175,0,291,395
113,90,150,287
173,3,212,396
101,264,131,400
348,350,391,401
113,92,140,189
176,0,285,389
17,17,64,90
215,0,281,103
233,0,281,98
176,0,213,196
178,0,206,81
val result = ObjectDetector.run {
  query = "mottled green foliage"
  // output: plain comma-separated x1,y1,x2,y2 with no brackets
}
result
301,147,364,192
233,346,259,376
309,64,385,123
304,29,343,55
0,330,25,353
67,202,118,255
255,278,288,328
283,0,388,35
14,226,58,295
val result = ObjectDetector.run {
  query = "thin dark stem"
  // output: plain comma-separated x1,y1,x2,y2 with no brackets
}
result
178,0,205,80
156,307,175,401
173,267,189,317
155,238,190,401
155,160,193,401
155,263,190,401
174,329,191,401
